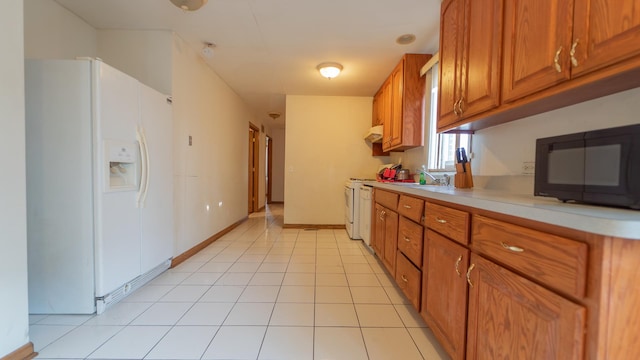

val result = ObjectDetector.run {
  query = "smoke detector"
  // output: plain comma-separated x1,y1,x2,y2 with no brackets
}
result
268,112,281,120
202,42,215,58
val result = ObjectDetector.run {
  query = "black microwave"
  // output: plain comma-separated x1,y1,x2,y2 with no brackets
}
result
534,124,640,209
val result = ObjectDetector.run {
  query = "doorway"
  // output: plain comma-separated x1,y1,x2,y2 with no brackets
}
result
266,135,273,204
248,124,260,214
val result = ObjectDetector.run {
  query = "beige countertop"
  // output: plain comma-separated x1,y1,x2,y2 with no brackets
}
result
366,181,640,240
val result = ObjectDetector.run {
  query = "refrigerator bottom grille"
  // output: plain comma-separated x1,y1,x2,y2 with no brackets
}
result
96,259,171,314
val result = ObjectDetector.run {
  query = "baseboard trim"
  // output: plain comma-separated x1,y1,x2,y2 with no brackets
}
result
171,217,247,268
1,342,37,360
269,201,284,204
283,224,346,230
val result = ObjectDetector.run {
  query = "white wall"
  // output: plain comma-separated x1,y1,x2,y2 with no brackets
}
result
270,127,286,202
172,34,261,254
97,30,173,95
0,1,30,357
472,86,640,178
24,0,97,59
284,95,391,225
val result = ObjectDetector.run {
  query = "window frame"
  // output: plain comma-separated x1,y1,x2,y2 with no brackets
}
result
423,59,471,172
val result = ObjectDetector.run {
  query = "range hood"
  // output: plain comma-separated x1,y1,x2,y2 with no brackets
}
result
364,125,383,143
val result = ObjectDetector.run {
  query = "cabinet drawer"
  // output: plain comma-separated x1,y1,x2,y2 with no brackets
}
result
425,202,470,245
398,195,424,223
375,189,398,210
398,216,424,267
395,251,421,310
471,215,588,298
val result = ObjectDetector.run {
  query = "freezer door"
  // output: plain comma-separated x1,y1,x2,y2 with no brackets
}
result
139,83,174,274
93,61,142,297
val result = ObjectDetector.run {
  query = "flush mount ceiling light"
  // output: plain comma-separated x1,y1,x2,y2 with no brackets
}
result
170,0,208,11
396,33,416,45
267,112,281,120
317,62,343,79
201,42,215,58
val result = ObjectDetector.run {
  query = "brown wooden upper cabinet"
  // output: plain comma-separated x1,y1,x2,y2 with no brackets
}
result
502,0,575,103
503,0,640,103
439,0,640,132
438,0,503,130
375,54,431,152
572,0,640,77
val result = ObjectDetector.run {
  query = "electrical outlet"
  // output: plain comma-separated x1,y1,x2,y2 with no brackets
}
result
522,161,535,175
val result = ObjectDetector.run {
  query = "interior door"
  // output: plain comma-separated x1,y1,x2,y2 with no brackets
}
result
266,135,272,204
248,124,260,213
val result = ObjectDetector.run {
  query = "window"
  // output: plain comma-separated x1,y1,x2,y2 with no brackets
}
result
425,62,471,172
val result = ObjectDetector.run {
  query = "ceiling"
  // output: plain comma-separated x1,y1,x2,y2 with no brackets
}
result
55,0,442,128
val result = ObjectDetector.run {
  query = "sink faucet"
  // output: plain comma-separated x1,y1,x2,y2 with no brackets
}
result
418,166,440,185
423,171,440,184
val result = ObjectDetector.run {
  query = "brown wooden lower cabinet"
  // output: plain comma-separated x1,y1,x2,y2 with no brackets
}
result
373,203,398,275
421,230,470,360
372,204,384,255
370,188,640,360
466,254,586,360
382,208,398,274
395,251,422,310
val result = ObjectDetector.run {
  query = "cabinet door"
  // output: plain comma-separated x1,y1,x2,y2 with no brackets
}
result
382,208,399,275
438,0,464,128
381,79,393,149
466,254,586,360
459,0,503,118
389,61,404,148
572,0,640,77
502,0,575,103
373,203,385,256
422,230,469,360
372,90,380,126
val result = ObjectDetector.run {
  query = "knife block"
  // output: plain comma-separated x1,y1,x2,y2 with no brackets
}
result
454,162,473,189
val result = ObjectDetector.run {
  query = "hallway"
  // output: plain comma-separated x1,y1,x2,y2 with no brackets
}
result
29,204,447,359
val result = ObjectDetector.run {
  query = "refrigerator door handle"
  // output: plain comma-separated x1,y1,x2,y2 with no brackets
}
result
136,125,149,208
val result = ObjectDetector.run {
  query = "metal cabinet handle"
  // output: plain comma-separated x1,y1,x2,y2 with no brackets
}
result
570,39,579,67
379,210,386,220
453,99,461,115
403,205,411,209
401,275,408,283
554,46,564,73
466,263,475,287
455,255,463,276
458,96,465,114
404,236,411,242
436,217,447,224
501,241,524,253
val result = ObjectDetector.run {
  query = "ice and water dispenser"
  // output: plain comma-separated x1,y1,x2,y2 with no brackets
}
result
105,141,138,191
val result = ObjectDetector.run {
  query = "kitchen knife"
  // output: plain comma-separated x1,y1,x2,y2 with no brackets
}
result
457,148,468,172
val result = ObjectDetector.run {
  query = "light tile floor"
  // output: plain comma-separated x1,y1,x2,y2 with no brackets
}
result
30,204,448,359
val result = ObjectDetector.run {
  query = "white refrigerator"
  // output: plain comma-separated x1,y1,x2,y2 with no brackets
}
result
25,59,174,314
